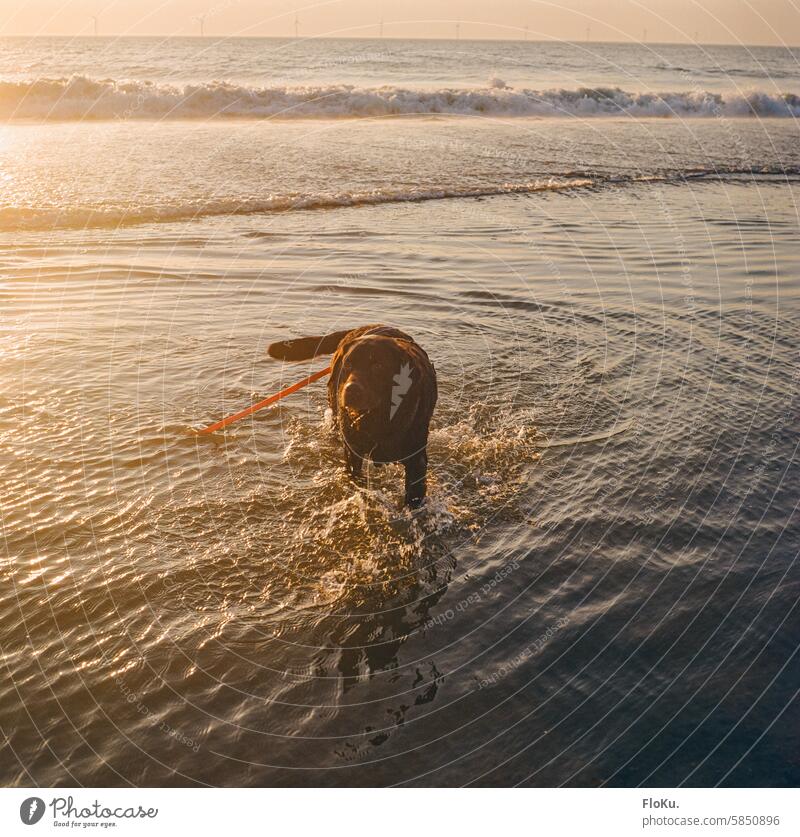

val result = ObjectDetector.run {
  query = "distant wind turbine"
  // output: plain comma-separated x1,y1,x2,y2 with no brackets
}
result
90,15,98,36
585,26,591,42
524,24,529,41
294,14,299,38
194,15,206,37
455,21,460,40
379,18,384,38
643,28,648,43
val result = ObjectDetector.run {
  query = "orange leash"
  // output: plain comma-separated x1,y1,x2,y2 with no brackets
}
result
198,365,331,434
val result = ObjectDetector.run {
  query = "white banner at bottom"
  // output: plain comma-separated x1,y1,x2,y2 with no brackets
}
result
2,788,796,837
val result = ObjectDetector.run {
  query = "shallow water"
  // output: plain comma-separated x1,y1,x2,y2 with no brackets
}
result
1,37,799,787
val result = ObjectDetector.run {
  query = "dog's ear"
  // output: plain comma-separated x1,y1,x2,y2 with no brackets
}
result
268,329,352,361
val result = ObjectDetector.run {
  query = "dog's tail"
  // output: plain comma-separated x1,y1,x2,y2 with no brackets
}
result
267,329,352,361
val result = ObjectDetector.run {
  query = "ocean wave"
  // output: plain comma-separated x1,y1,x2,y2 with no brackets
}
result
0,179,596,231
3,169,799,232
1,76,799,119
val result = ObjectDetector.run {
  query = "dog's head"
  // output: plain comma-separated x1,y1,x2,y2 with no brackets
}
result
335,335,416,428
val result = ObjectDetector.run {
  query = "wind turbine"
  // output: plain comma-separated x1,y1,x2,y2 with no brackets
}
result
455,21,460,40
643,27,648,43
194,14,206,37
524,24,529,41
585,26,591,42
90,15,98,36
379,18,384,38
294,14,299,38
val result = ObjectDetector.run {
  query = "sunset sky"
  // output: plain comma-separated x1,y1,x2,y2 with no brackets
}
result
1,0,798,45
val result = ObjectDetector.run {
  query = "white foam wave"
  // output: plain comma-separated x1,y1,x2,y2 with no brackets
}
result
2,76,799,120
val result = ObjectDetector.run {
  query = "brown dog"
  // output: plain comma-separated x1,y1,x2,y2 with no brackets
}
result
268,325,437,506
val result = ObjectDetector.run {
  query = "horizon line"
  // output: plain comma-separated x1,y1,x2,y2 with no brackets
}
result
0,33,797,49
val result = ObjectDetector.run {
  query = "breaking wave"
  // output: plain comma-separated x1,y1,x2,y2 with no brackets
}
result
2,76,800,120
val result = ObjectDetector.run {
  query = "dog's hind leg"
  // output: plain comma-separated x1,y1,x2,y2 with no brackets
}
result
344,446,364,481
404,451,428,508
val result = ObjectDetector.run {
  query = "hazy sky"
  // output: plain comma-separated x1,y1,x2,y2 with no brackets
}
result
1,0,798,45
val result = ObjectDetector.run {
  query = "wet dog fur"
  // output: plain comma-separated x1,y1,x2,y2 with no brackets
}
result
268,325,437,506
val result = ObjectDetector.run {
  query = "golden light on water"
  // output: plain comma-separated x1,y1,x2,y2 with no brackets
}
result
0,21,798,792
